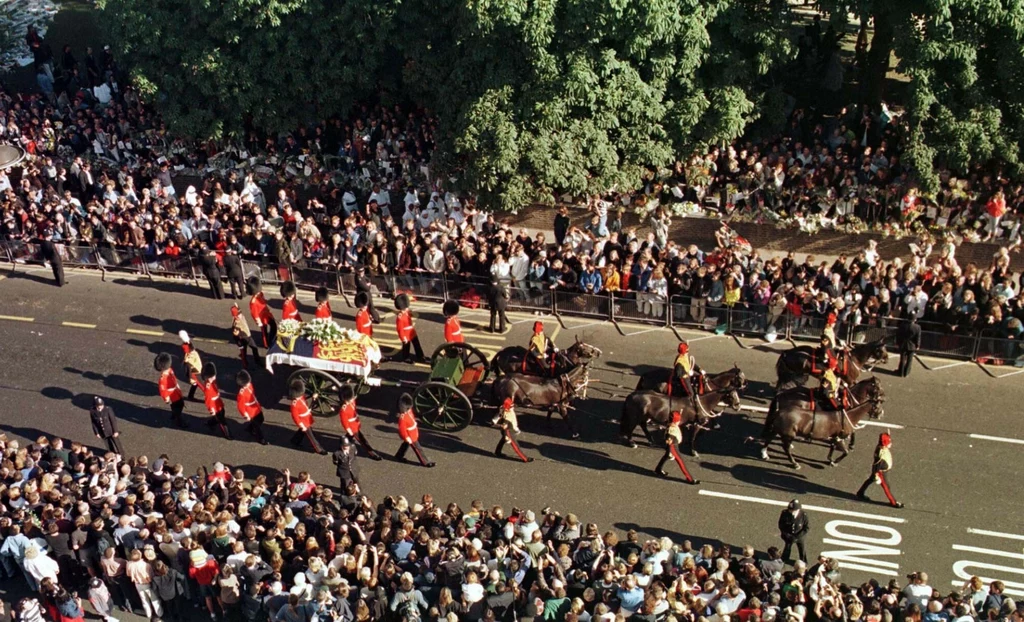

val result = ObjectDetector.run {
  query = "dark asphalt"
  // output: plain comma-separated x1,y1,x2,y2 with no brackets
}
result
1,266,1023,599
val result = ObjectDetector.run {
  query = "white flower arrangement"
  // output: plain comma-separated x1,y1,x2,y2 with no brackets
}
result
278,319,302,337
300,318,348,344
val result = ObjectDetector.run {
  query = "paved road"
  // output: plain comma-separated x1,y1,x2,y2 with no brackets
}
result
1,267,1023,598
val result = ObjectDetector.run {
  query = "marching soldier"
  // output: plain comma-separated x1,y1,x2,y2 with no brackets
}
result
314,287,332,319
289,380,326,454
354,292,374,337
395,293,426,363
354,264,380,323
230,304,261,370
281,281,302,321
154,353,186,428
527,321,557,374
200,363,233,440
443,300,464,343
856,433,904,508
332,435,359,490
338,384,382,460
89,397,124,455
493,398,532,463
394,393,435,467
654,411,699,485
247,276,277,347
178,330,202,401
235,370,269,445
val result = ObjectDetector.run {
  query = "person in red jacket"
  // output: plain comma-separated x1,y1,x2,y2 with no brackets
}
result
314,287,332,319
493,398,531,463
188,549,220,618
235,370,268,445
394,293,425,363
985,189,1007,241
338,384,381,460
153,353,186,428
394,393,434,467
443,300,464,343
354,292,373,337
200,363,232,440
289,380,325,454
280,281,302,321
246,277,277,347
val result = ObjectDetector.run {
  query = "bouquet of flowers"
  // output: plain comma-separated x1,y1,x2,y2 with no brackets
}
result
301,318,347,345
278,319,302,337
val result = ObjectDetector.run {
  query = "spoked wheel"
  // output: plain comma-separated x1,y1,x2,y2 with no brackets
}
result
287,369,342,417
413,381,473,432
430,342,491,383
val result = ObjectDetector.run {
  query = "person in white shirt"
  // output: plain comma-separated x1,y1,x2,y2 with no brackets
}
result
490,254,511,285
901,572,933,609
509,246,530,288
23,546,59,586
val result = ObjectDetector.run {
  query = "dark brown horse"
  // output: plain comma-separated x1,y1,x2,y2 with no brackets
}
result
775,339,888,389
491,364,590,438
490,336,602,377
635,366,748,395
764,375,885,452
757,384,885,469
619,382,743,455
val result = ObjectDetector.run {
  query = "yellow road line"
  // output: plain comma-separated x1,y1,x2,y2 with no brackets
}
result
466,330,507,341
62,321,97,329
126,328,164,336
0,314,34,322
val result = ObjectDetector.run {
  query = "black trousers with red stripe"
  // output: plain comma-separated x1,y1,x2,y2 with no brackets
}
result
656,441,696,483
495,427,530,462
857,468,899,506
169,398,185,427
244,412,267,443
348,430,378,457
395,440,431,465
205,408,232,439
290,427,324,453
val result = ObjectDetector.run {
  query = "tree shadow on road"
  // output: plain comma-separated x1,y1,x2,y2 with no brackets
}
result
535,441,656,479
63,367,154,397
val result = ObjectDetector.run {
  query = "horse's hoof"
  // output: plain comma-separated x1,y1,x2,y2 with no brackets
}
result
828,461,837,467
760,449,769,460
691,452,701,459
792,464,802,470
627,441,638,449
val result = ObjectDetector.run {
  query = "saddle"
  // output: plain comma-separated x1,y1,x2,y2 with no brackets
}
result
667,373,702,397
811,349,847,376
809,388,849,413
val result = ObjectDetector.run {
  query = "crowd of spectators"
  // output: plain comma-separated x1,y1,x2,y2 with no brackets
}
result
1,433,1021,622
3,36,1024,349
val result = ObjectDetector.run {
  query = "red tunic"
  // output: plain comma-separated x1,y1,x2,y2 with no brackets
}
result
282,298,302,321
444,316,464,343
339,400,360,436
291,396,313,429
396,310,416,343
158,369,183,403
236,384,261,421
355,308,373,336
397,409,419,443
315,301,332,319
249,293,273,327
202,379,224,414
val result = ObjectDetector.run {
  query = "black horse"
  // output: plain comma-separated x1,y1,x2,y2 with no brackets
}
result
619,382,743,455
764,375,885,452
635,366,747,396
775,339,889,390
757,384,885,470
491,364,591,439
490,336,602,377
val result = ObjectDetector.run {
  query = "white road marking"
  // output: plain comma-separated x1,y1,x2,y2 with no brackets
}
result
561,320,606,330
952,545,1024,561
619,327,666,337
836,562,901,576
685,334,721,342
0,314,35,322
738,404,904,429
61,321,97,329
968,528,1024,541
926,361,971,370
968,434,1024,445
466,331,508,342
740,405,770,413
698,489,906,524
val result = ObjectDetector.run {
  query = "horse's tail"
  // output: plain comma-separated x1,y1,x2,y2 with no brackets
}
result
761,398,779,440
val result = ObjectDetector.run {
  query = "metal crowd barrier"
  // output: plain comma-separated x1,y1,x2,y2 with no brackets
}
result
3,240,1024,372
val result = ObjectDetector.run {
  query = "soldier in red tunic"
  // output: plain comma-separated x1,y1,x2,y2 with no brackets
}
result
338,384,381,460
154,353,186,428
247,276,277,347
655,411,699,485
394,393,434,467
200,363,232,440
314,287,332,319
354,292,373,337
289,380,325,454
394,293,425,363
493,398,531,463
280,281,302,321
443,300,464,344
235,370,268,445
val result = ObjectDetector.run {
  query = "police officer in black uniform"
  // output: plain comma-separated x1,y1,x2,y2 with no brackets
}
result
332,435,359,491
222,248,246,299
38,230,65,286
778,499,809,563
197,245,225,300
89,397,124,455
488,278,510,333
354,264,380,323
896,313,921,377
